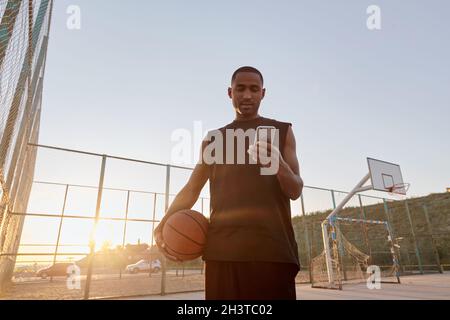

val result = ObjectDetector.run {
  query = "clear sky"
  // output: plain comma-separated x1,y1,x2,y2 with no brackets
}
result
13,0,450,265
39,0,450,199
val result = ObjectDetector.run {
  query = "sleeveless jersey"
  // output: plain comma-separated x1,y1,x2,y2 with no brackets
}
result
202,116,300,269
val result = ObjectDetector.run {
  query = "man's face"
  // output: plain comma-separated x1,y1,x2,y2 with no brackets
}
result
228,72,265,117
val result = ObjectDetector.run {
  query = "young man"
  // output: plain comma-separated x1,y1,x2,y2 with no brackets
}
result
154,66,303,300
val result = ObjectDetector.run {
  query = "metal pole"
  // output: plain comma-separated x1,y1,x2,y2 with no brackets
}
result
51,184,69,281
322,173,371,286
326,173,371,221
331,190,347,281
331,190,336,209
300,194,312,283
160,165,170,295
404,200,423,274
358,195,372,259
383,199,404,271
83,155,107,300
321,220,334,285
422,204,443,273
311,218,316,258
149,193,157,278
385,222,401,283
120,190,130,279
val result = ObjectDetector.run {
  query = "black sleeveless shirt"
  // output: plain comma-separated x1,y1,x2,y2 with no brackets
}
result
202,116,300,269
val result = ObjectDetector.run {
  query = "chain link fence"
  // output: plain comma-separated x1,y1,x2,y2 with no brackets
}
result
0,0,53,292
0,143,447,299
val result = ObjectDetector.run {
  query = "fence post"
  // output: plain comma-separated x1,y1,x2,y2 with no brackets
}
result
422,204,443,273
358,195,372,261
300,194,312,283
331,190,347,281
149,193,157,278
119,190,130,280
311,218,316,258
160,165,171,295
52,184,69,282
83,155,107,300
383,199,404,272
404,200,423,274
331,190,336,210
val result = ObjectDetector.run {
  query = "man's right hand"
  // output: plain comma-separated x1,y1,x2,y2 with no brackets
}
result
153,152,209,263
154,222,181,262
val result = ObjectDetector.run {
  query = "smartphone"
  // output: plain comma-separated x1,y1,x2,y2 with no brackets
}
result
254,126,276,146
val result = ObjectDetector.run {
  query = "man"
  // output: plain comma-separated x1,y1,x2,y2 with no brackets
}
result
154,66,303,300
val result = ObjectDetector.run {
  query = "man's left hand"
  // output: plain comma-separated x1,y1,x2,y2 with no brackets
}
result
248,141,284,172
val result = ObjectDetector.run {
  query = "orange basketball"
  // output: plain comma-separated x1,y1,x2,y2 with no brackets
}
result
162,209,209,261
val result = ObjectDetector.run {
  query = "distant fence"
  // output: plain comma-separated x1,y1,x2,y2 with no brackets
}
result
0,143,448,299
294,191,450,286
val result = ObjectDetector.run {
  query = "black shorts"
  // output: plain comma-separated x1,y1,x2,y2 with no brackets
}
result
205,260,299,300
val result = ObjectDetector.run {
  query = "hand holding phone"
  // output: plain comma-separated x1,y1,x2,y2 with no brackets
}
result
254,126,276,146
248,126,281,175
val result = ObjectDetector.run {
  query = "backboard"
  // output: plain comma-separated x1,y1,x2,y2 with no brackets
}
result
367,158,407,195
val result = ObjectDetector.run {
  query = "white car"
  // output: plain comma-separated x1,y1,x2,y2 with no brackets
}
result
126,259,161,274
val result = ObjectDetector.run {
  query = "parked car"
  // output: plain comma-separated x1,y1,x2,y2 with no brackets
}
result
36,263,76,279
13,265,36,279
126,259,161,274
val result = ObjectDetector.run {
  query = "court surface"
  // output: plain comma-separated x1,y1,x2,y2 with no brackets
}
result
113,272,450,300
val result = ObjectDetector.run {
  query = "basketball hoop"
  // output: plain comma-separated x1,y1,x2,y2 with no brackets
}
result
387,183,410,197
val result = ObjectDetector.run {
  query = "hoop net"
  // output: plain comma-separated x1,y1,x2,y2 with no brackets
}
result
387,183,410,200
311,221,400,289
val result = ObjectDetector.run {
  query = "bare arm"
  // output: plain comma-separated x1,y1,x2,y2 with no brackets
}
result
276,126,303,200
154,141,209,260
163,163,209,218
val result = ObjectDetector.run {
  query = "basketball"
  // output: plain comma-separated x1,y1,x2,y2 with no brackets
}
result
162,209,209,261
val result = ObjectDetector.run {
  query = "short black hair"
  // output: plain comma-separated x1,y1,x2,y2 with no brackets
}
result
231,66,264,86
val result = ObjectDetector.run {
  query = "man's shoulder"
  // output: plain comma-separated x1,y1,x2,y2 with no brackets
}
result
263,117,293,128
204,117,293,136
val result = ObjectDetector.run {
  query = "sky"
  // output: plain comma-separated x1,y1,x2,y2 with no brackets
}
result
14,0,450,262
38,0,450,198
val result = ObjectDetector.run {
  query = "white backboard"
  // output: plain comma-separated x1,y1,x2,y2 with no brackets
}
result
367,158,406,194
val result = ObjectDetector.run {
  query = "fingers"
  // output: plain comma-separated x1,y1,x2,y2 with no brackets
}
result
249,142,277,157
159,245,181,262
248,142,280,167
155,234,163,250
163,251,181,262
256,141,280,154
248,144,268,165
154,228,182,262
157,243,178,261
